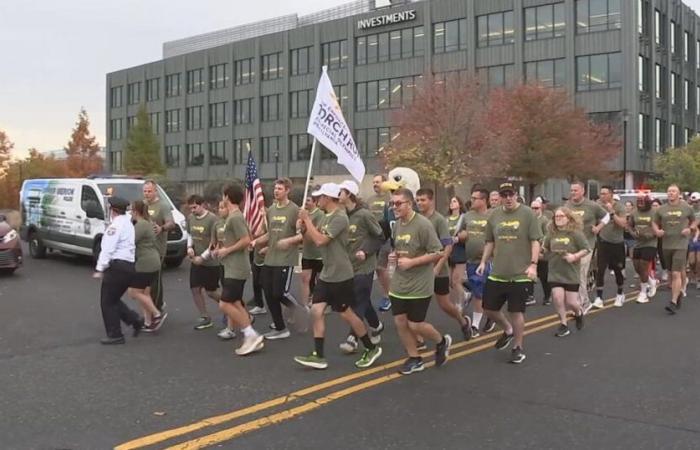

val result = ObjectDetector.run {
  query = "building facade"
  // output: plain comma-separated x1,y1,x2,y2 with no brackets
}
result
106,0,700,195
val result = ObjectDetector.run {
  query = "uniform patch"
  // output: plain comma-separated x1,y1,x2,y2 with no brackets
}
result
106,228,116,236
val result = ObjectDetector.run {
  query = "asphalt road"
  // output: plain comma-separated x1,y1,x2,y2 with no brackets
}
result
1,245,699,450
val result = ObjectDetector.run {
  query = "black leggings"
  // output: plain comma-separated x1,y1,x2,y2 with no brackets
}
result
596,240,625,288
537,260,551,301
249,253,265,308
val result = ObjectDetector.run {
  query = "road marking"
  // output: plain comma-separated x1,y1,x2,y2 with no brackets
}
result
117,292,638,450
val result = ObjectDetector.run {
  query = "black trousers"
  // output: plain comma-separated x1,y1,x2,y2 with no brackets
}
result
261,265,297,331
101,260,141,338
249,252,265,308
149,256,164,311
537,260,551,301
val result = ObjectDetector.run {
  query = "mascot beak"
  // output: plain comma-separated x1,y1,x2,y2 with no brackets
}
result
381,180,403,193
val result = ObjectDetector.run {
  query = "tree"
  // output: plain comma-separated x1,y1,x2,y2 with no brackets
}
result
124,104,164,175
490,83,620,198
0,130,13,177
0,148,67,209
64,108,103,177
651,137,700,191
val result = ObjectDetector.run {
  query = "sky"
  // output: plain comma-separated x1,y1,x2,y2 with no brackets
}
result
2,0,700,159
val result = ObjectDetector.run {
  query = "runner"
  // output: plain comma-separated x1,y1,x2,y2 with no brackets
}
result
531,199,551,306
446,196,468,312
629,195,657,304
477,182,542,364
651,198,667,282
687,192,700,289
623,200,637,259
416,188,472,341
293,183,382,370
593,186,628,308
142,180,175,312
213,201,238,340
300,194,324,307
367,174,392,312
542,207,588,337
247,211,268,317
653,185,696,314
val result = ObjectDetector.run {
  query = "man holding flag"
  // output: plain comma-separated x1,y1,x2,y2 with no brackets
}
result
244,150,268,316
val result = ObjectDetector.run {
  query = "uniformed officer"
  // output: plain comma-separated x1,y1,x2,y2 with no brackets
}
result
93,196,143,345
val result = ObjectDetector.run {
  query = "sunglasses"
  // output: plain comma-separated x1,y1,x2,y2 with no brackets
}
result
499,192,517,198
390,200,410,207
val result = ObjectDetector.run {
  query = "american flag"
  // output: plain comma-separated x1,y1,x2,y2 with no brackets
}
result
244,150,265,236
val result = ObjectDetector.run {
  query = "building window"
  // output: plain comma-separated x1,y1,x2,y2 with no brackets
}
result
356,75,423,111
261,52,283,80
186,106,203,130
525,3,565,41
477,11,515,47
148,112,160,134
356,25,424,65
670,21,677,54
209,141,228,166
525,59,566,87
655,64,665,98
110,151,122,172
685,79,691,111
110,118,123,140
165,73,181,97
575,0,621,33
671,123,678,147
165,109,181,133
333,84,348,110
290,89,313,119
233,138,252,164
672,72,680,105
165,145,180,167
684,31,690,62
127,82,141,105
655,118,665,152
638,113,649,151
289,134,312,161
261,94,280,122
260,136,280,163
638,0,649,35
638,56,649,93
576,52,622,91
697,40,700,69
477,64,514,88
146,78,160,101
209,63,229,90
686,128,693,144
290,46,312,75
696,85,700,115
126,116,136,132
110,86,123,108
433,18,467,53
233,98,253,124
655,10,663,45
354,127,392,157
209,102,229,128
234,58,254,85
186,143,204,166
186,69,204,93
321,40,348,70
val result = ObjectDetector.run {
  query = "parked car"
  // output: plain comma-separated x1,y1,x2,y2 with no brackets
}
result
19,177,187,267
0,214,23,274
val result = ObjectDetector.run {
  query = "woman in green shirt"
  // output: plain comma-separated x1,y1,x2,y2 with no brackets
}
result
543,207,589,337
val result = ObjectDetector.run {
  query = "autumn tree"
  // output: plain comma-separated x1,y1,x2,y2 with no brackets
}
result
64,108,103,177
124,104,164,176
0,130,13,177
0,148,67,209
651,136,700,191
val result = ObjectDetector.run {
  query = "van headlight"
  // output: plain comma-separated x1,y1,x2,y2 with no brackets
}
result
180,220,187,230
2,229,18,243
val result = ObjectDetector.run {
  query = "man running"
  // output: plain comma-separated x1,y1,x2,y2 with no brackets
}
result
477,182,542,364
629,195,657,303
300,194,324,307
143,180,175,312
531,199,551,306
593,186,628,308
367,174,392,312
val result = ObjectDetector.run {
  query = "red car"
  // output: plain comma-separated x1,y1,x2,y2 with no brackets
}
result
0,214,22,273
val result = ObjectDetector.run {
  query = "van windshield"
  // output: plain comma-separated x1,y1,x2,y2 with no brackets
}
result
96,182,168,204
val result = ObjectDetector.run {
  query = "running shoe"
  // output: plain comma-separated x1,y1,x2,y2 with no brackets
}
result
592,297,605,309
263,329,290,340
554,324,570,337
294,352,328,369
525,295,536,307
194,316,213,330
665,301,679,315
355,346,383,368
217,327,237,340
149,312,168,332
378,297,392,312
510,347,526,364
398,357,424,375
575,313,584,330
235,334,264,356
494,332,514,350
339,334,359,354
470,326,480,338
249,306,267,316
483,318,496,333
614,294,625,307
369,321,384,345
636,290,649,304
434,335,452,367
461,316,473,341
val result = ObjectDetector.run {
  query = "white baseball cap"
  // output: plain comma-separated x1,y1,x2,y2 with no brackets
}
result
311,183,341,199
690,192,700,201
339,180,359,196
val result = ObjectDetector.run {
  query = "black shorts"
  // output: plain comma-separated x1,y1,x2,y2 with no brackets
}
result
390,296,431,323
549,282,580,293
221,278,246,304
483,279,531,313
633,247,657,262
597,240,626,271
312,278,355,312
129,271,157,289
301,258,323,272
190,264,221,291
434,276,450,296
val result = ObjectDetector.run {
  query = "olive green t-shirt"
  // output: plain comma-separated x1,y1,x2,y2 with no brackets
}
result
543,229,589,285
537,215,549,239
389,212,443,299
347,206,383,275
463,211,489,263
146,198,173,258
366,193,389,221
253,221,266,266
565,198,607,248
302,208,324,261
187,212,218,267
215,218,226,246
134,218,161,273
425,211,451,278
317,209,354,283
485,205,543,281
654,203,696,250
597,200,625,244
220,210,250,280
264,201,300,267
631,210,657,248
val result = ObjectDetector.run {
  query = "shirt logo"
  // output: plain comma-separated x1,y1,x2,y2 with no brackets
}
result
553,237,571,245
572,210,585,217
272,215,287,224
349,224,357,233
396,233,412,244
637,216,651,223
498,220,520,231
191,225,205,233
667,211,683,217
471,220,487,227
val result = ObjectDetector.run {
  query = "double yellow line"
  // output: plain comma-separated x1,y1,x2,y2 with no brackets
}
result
117,292,637,450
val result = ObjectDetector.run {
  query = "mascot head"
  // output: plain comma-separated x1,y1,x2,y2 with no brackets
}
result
381,167,420,196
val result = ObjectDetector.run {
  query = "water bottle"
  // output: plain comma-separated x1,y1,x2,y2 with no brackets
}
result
387,251,397,279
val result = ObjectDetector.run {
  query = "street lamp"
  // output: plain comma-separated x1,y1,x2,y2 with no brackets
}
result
622,110,630,190
274,150,279,179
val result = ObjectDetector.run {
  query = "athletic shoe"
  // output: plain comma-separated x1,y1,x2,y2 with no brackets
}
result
416,340,428,351
483,318,496,333
339,334,359,354
378,297,392,312
263,329,290,340
398,357,424,375
525,295,536,306
194,316,213,330
614,294,625,307
592,297,605,309
542,298,552,306
355,346,382,368
661,271,669,282
682,278,689,297
461,316,473,341
510,347,526,364
217,327,237,340
294,352,328,369
463,290,472,304
636,290,649,304
574,313,584,330
149,312,168,332
494,332,514,350
249,306,267,316
235,334,264,356
554,324,571,337
665,301,679,315
100,336,125,345
132,320,144,338
434,335,452,367
369,321,384,345
470,326,480,338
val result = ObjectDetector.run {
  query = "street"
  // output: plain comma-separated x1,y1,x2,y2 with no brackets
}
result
1,245,699,450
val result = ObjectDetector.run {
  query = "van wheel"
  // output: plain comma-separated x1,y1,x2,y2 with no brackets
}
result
29,232,47,259
92,238,102,263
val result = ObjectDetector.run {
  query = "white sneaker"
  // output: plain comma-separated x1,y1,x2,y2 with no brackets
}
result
235,334,264,355
661,271,669,282
682,279,689,297
249,306,267,315
648,278,657,297
264,329,291,340
592,297,605,309
614,294,625,307
217,327,237,340
339,335,359,354
635,291,649,304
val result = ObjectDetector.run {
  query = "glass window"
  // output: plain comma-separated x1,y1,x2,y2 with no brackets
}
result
378,32,389,62
356,82,367,111
186,69,203,93
208,102,228,128
367,81,378,110
576,53,622,91
186,106,203,130
110,86,123,108
127,82,141,104
553,4,566,37
261,94,280,121
209,141,228,166
378,79,389,109
488,14,503,46
165,109,181,132
445,20,459,52
261,53,283,80
234,98,252,124
289,134,312,161
477,11,514,47
110,118,122,140
209,63,228,90
401,28,413,58
234,58,254,85
390,78,402,108
413,26,424,55
356,37,366,65
433,22,445,53
459,18,468,49
146,78,160,101
367,34,378,63
233,139,252,164
165,74,180,97
186,143,204,167
576,0,622,33
390,30,401,59
165,145,180,168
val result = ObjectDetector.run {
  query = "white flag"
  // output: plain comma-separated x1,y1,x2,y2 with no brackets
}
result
307,66,365,183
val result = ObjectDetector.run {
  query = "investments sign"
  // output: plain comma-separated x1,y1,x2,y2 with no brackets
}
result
357,9,417,30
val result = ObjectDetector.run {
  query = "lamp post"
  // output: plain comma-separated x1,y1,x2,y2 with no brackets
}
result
622,111,630,190
274,150,279,179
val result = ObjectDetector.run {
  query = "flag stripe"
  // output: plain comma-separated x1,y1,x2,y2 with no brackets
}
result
244,151,265,236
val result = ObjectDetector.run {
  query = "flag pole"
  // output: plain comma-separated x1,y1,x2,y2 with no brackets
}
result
302,138,317,204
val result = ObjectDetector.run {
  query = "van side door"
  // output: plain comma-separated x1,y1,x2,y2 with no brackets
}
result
76,185,105,251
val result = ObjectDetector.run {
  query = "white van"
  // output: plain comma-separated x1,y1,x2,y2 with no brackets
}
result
19,177,187,267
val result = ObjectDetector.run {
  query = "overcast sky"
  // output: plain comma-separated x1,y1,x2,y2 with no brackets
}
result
2,0,700,158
